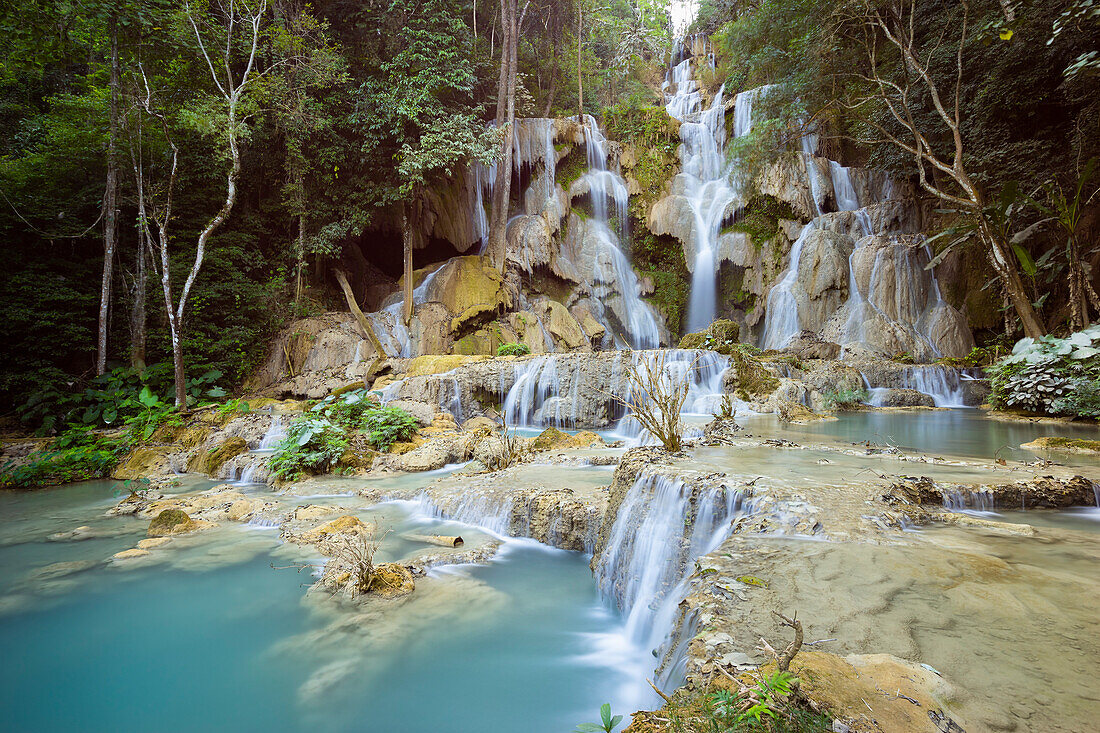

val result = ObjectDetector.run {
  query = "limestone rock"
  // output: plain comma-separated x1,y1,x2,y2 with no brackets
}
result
386,399,434,427
186,436,248,475
112,447,185,480
136,537,172,550
147,509,208,537
874,388,936,408
112,549,151,560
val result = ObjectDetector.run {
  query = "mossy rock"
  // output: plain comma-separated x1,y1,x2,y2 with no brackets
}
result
186,436,248,475
147,509,196,537
530,427,572,451
730,349,779,398
678,319,742,354
332,381,366,397
679,332,706,349
1021,437,1100,454
177,426,213,449
368,562,415,598
112,447,182,480
336,448,375,470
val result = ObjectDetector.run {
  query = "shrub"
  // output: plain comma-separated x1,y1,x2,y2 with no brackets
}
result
267,416,349,481
821,388,869,410
16,363,224,435
987,325,1100,418
310,388,381,428
497,342,531,357
0,427,127,488
361,406,418,450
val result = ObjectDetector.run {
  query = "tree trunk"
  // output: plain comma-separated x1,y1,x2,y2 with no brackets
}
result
334,268,386,358
130,218,147,373
97,14,120,375
982,228,1045,338
402,202,414,326
576,1,583,115
487,0,516,270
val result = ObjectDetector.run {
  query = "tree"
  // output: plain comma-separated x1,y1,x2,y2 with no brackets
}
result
837,0,1046,337
97,13,121,375
487,0,518,271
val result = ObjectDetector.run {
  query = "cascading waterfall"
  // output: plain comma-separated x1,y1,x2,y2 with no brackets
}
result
663,58,753,332
577,117,662,350
496,350,747,439
761,149,865,349
257,417,286,451
595,472,749,688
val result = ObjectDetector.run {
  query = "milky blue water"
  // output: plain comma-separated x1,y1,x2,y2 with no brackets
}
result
0,484,654,733
745,409,1100,465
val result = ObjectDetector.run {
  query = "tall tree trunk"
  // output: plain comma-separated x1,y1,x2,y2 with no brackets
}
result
402,201,414,326
130,212,147,372
981,224,1045,338
487,0,516,270
97,15,120,375
576,0,583,115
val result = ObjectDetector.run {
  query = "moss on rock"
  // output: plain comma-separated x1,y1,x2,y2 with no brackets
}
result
147,509,196,537
186,436,248,475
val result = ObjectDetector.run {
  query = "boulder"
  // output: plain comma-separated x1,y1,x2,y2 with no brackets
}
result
147,509,208,537
540,300,590,351
186,436,248,475
386,399,434,427
112,447,185,480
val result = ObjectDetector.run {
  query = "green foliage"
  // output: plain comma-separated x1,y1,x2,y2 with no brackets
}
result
497,342,531,357
987,325,1100,417
575,703,623,733
218,398,251,417
937,346,997,368
726,196,796,246
821,388,869,410
0,427,127,489
267,415,349,481
16,363,222,435
360,406,419,451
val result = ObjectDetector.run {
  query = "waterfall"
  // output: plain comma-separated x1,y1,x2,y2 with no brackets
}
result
664,59,757,333
577,117,662,349
404,492,515,538
760,222,815,349
256,417,286,451
761,154,865,349
501,356,562,427
900,365,970,407
378,261,449,357
595,472,749,687
614,350,743,444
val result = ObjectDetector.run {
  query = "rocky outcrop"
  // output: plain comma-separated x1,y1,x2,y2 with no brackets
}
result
883,474,1098,510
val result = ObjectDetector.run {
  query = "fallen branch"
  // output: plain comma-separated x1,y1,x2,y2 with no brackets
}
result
647,678,672,704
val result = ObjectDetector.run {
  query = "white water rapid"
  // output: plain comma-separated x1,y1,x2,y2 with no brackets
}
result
595,471,751,687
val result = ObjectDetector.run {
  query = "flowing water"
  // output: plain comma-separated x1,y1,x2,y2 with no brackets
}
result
0,481,659,733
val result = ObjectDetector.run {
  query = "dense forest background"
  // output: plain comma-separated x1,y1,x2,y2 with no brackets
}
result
1,0,1097,429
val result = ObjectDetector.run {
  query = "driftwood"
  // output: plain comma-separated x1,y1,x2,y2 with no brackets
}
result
333,267,388,376
404,533,464,548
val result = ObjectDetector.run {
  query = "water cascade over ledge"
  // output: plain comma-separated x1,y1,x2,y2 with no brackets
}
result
595,471,751,687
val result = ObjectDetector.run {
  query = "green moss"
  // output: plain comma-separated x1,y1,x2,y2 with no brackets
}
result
557,146,588,190
679,319,743,353
729,346,779,399
630,229,690,335
1027,437,1100,453
726,195,797,247
186,435,248,475
148,509,193,536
